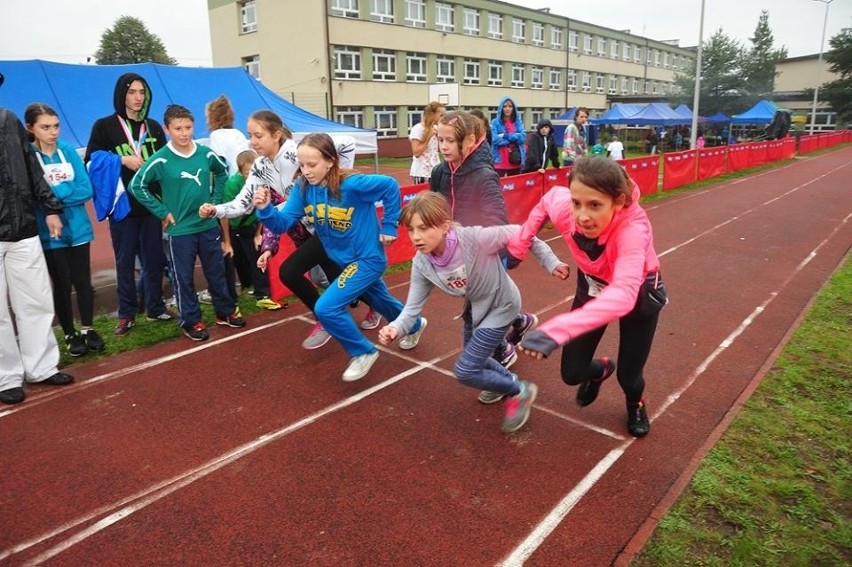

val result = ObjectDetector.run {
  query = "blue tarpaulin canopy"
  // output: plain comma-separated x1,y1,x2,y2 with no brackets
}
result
623,103,687,126
592,103,645,125
705,111,731,123
673,104,705,123
731,99,779,125
0,59,378,153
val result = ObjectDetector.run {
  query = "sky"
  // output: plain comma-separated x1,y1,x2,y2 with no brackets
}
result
1,0,850,67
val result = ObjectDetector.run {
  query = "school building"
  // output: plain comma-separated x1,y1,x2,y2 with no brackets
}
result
207,0,694,154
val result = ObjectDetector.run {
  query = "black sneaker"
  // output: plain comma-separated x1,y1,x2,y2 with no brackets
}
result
576,357,616,407
42,372,74,385
65,333,88,357
627,400,650,438
181,321,209,341
0,387,25,404
215,309,246,328
82,329,105,352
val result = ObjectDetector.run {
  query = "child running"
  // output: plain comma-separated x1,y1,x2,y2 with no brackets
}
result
379,192,566,433
252,133,426,382
508,156,668,437
129,104,245,341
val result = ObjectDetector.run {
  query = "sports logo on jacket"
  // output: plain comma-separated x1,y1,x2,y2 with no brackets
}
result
180,168,203,186
304,203,354,232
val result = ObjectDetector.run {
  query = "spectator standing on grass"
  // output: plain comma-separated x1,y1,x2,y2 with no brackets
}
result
129,104,245,342
0,101,74,405
25,103,104,358
646,130,659,155
408,101,445,184
430,111,540,402
562,107,589,166
85,72,173,336
490,96,525,177
606,135,625,161
379,192,566,433
509,156,668,438
253,133,426,382
522,118,561,173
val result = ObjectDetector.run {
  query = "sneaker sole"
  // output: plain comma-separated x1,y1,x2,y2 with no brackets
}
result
477,392,507,405
359,316,383,330
182,330,209,341
502,383,538,433
302,334,332,350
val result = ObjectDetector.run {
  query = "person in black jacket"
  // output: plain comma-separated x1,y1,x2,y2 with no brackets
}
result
522,119,561,173
0,102,74,405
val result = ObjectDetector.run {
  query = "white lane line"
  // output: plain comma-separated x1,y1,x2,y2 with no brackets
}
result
497,213,850,567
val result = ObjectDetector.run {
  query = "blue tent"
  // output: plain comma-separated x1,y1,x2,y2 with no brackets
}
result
624,103,686,126
550,106,577,142
592,103,645,125
705,111,731,123
731,99,778,125
673,104,705,123
0,60,378,153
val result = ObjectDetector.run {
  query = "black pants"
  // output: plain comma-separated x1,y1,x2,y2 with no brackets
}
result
232,225,271,297
559,271,660,404
43,244,94,335
278,235,342,313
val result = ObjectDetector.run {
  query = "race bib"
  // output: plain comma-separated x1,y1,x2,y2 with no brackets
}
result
441,265,468,297
585,274,608,297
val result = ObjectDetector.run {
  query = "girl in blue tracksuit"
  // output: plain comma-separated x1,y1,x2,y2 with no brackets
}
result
254,133,425,382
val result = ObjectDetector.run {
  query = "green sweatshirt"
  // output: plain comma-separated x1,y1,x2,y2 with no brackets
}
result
223,172,257,229
129,142,228,236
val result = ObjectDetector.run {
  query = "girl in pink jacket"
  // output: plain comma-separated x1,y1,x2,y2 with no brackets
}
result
507,156,667,437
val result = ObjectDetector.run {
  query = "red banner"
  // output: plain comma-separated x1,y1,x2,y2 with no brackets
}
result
620,156,660,196
727,143,750,171
662,150,697,191
543,166,571,192
749,141,769,167
697,148,726,181
766,140,784,162
782,138,796,159
500,172,544,224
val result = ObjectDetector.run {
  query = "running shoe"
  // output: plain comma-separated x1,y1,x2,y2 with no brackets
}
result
215,308,246,328
342,350,379,382
302,322,331,350
65,333,88,357
82,329,105,352
114,318,135,336
576,357,616,407
502,380,538,433
627,400,650,438
182,321,209,341
494,342,518,369
399,317,427,350
360,309,382,330
506,312,539,346
255,296,283,310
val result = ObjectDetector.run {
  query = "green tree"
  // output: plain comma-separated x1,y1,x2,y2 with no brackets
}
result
672,28,744,116
94,16,177,65
741,10,788,101
819,29,852,124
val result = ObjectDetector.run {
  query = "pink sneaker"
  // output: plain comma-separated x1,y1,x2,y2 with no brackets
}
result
302,322,331,350
360,309,382,330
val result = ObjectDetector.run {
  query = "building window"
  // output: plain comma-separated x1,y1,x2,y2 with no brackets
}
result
634,46,642,63
567,69,577,91
406,52,426,82
373,106,397,138
404,0,425,27
242,55,260,79
597,37,606,56
621,76,629,94
370,0,393,23
336,106,363,128
582,71,591,92
372,49,396,81
239,0,257,34
463,58,480,85
671,55,679,70
664,52,670,68
463,8,479,35
651,81,658,94
531,109,543,125
532,23,544,46
530,66,543,89
623,43,631,61
551,27,563,50
569,30,578,51
511,64,525,88
611,40,619,59
331,0,359,18
407,107,422,130
487,13,503,39
654,50,661,67
512,18,525,43
647,49,653,65
435,2,454,32
595,74,604,93
436,56,455,83
549,68,561,90
608,75,617,94
583,33,593,54
334,46,361,79
632,77,641,94
488,61,502,86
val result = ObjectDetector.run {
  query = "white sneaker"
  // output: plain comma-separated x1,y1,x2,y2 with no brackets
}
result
342,351,379,382
399,317,427,350
198,289,212,304
359,309,382,330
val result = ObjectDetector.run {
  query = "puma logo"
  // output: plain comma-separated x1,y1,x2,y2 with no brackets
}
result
180,168,202,186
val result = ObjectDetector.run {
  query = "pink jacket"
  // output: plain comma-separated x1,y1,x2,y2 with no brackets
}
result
507,181,660,345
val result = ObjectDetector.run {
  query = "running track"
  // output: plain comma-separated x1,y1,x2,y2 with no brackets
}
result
1,149,850,566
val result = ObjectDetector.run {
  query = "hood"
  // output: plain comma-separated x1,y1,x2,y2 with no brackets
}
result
495,95,519,123
536,119,554,134
113,73,152,121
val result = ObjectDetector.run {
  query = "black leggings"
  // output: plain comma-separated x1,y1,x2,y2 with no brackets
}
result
560,274,659,404
278,235,341,314
43,244,94,335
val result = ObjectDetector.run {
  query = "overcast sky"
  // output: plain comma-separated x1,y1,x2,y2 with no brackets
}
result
1,0,850,67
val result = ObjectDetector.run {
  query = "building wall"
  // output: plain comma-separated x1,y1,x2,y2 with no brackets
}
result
208,0,693,152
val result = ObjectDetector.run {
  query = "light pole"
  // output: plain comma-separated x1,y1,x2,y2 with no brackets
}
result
689,0,706,149
809,0,833,135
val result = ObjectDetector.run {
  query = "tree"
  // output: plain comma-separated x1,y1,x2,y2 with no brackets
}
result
741,11,788,101
819,29,852,124
672,28,744,116
94,16,177,65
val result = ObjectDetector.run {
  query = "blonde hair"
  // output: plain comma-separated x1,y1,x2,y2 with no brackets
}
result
236,149,258,171
420,101,446,141
438,111,479,147
399,191,453,228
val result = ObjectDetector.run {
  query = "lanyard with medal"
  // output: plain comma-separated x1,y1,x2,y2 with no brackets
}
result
117,116,148,157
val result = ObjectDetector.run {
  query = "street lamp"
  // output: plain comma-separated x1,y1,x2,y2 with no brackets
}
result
809,0,833,135
689,0,706,149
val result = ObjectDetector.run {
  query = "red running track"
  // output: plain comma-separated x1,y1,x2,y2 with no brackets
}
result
1,149,850,566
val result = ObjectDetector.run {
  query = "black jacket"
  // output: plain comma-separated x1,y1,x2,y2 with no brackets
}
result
0,108,63,242
429,138,508,227
522,119,560,173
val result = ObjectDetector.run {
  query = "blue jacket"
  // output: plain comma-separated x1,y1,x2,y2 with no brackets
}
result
32,139,94,250
490,95,526,166
256,173,400,270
